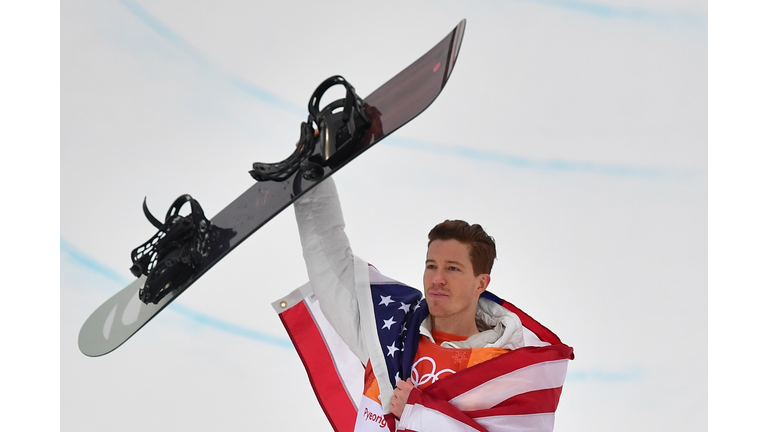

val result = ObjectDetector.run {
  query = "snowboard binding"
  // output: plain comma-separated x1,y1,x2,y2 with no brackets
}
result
129,195,211,304
250,75,371,182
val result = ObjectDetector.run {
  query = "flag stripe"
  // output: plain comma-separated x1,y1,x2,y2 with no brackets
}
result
474,412,556,432
306,294,366,410
280,301,357,432
398,405,485,432
465,387,564,417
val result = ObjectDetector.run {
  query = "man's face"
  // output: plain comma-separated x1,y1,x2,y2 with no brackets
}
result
423,239,489,319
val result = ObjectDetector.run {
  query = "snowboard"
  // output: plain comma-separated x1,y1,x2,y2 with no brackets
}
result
79,20,466,357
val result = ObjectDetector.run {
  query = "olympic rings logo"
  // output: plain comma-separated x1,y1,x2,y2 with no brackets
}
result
410,356,456,386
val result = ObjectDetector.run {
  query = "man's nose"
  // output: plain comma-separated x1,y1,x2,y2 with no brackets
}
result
432,268,446,285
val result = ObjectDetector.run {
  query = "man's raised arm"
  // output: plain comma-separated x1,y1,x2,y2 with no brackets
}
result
293,177,368,363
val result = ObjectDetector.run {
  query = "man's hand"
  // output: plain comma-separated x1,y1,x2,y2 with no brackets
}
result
390,378,415,419
295,129,320,147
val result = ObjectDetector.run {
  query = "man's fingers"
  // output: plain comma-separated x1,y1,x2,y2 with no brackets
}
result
295,129,319,147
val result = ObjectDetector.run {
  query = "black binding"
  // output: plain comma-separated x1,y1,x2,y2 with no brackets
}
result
250,75,370,182
130,195,211,304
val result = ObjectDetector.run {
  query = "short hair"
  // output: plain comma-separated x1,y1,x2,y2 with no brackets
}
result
427,220,496,276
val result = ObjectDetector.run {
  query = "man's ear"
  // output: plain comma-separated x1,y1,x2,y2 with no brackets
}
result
476,274,490,294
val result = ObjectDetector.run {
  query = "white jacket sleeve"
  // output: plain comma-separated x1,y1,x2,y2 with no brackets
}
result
293,177,368,363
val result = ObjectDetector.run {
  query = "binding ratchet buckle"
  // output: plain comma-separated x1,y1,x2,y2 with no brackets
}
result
250,75,371,182
129,195,211,304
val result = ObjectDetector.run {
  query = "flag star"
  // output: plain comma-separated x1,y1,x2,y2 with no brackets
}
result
414,301,422,310
398,302,411,313
395,372,401,382
381,317,396,330
379,295,394,307
400,323,408,334
386,341,400,357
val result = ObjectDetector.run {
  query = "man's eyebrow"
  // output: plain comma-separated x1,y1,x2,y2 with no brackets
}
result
424,259,465,267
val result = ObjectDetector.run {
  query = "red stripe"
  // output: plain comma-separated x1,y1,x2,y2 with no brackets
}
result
407,388,489,432
385,413,396,432
465,387,564,417
424,345,573,402
280,301,357,432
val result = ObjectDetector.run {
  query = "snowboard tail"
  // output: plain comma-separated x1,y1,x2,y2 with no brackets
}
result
78,20,466,357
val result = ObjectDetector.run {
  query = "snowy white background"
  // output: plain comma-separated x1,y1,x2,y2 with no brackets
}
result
47,0,722,430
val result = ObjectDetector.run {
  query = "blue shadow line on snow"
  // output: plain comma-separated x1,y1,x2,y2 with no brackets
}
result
514,0,706,26
566,368,644,382
229,77,305,117
60,238,131,286
384,136,682,178
169,302,293,349
115,0,304,116
60,238,293,349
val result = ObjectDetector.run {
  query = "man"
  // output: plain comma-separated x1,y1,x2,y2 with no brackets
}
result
280,177,572,431
388,218,527,417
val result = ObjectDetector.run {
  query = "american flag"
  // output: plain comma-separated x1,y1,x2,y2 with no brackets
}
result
368,273,428,389
273,265,574,432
